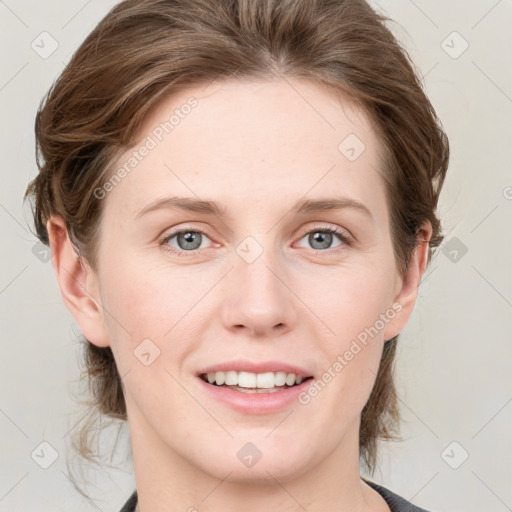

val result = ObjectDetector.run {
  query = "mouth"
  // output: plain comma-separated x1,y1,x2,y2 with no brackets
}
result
196,363,316,414
199,370,314,394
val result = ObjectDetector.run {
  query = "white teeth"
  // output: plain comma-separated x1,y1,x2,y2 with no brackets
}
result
238,371,256,388
225,370,238,385
274,371,287,386
256,372,274,388
285,373,296,386
203,370,306,388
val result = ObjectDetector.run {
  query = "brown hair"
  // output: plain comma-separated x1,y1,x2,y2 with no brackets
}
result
25,0,449,489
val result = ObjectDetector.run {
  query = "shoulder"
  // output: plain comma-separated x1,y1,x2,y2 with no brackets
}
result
363,478,433,512
119,490,137,512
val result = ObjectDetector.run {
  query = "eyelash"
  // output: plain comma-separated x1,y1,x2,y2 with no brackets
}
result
159,225,353,257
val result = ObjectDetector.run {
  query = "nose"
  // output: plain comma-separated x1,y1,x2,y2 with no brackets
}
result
220,246,298,339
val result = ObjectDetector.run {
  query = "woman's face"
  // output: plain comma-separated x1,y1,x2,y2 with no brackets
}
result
77,78,424,484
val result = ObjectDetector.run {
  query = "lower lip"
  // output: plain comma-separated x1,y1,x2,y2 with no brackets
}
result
197,377,314,414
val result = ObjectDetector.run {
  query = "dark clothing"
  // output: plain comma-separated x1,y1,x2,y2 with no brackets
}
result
119,478,431,511
119,490,137,512
362,478,432,511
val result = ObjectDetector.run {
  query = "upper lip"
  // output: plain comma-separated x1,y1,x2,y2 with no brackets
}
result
196,360,313,379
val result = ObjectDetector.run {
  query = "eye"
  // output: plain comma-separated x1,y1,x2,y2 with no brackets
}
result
295,226,352,252
159,225,352,258
160,228,214,256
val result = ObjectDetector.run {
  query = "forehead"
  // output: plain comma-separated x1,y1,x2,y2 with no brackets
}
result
103,78,389,223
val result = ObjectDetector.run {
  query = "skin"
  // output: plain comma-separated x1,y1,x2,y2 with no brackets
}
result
48,78,431,512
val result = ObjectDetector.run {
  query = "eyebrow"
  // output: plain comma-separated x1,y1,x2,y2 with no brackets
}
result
134,195,373,220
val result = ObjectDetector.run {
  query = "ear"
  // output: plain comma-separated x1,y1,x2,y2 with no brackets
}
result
383,220,433,341
47,215,110,347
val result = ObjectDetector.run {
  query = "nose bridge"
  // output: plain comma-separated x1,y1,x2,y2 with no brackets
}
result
222,235,296,335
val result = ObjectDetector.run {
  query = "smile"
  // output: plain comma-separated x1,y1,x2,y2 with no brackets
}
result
200,370,313,393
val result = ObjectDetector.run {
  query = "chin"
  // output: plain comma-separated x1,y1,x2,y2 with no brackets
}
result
193,441,313,485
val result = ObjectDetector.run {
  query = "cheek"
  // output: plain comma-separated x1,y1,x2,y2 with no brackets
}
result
304,261,396,345
98,265,202,414
98,258,207,367
301,263,395,412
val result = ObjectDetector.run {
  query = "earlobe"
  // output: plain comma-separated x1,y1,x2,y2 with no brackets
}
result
47,216,110,348
383,221,433,341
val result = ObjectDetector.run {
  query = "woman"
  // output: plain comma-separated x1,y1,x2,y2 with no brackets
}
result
25,0,449,510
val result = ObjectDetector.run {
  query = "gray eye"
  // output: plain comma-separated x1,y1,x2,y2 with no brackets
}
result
297,230,343,251
167,231,209,251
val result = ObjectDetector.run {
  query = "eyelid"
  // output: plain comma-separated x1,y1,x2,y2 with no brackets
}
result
295,223,354,245
158,222,353,256
158,225,217,253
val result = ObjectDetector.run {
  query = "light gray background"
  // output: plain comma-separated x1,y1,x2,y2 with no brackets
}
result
1,1,511,511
